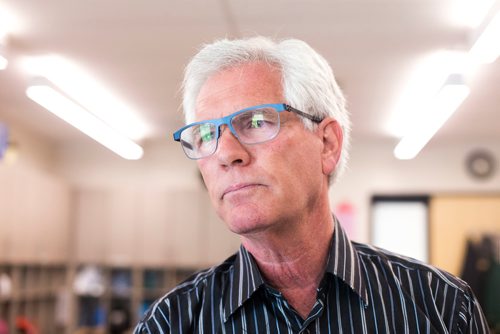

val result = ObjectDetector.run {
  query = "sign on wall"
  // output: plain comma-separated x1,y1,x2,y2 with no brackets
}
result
0,123,8,160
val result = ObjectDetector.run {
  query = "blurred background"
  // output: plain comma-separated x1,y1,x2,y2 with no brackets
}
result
0,0,499,333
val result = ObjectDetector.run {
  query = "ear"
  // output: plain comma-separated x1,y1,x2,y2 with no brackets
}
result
318,118,343,176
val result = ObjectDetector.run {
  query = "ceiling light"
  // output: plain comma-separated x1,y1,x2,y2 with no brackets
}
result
449,0,496,28
386,51,471,138
26,83,144,160
0,43,7,70
0,12,9,42
0,55,7,70
23,55,150,141
0,5,23,36
469,10,500,63
394,75,470,160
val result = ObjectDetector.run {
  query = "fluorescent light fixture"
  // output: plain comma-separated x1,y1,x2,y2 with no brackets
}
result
26,84,144,160
0,42,7,70
0,5,23,36
23,55,150,141
0,12,9,41
449,0,496,28
469,10,500,63
387,51,471,138
0,55,7,70
394,75,470,160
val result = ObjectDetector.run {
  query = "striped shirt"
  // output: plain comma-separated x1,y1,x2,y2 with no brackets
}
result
134,219,489,333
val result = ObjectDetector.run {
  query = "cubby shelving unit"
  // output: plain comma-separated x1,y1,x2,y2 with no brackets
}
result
71,265,200,333
0,165,240,333
0,263,68,334
0,263,200,334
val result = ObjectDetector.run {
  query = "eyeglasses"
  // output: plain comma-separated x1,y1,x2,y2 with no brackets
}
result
173,103,323,160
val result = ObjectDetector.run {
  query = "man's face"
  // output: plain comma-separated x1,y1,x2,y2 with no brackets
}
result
194,62,329,236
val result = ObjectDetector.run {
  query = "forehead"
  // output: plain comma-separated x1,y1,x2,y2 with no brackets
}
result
195,62,284,120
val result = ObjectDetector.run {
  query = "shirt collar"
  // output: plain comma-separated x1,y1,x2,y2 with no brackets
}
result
223,245,265,322
223,216,368,321
326,217,369,305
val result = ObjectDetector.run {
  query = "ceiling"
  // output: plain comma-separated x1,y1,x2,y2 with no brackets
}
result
0,0,499,156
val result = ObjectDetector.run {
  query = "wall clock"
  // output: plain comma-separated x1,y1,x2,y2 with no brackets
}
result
465,150,496,180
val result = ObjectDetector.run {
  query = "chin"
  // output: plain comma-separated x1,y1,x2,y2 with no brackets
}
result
222,207,272,236
216,195,284,234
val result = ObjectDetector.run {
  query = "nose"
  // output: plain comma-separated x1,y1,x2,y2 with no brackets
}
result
215,125,250,167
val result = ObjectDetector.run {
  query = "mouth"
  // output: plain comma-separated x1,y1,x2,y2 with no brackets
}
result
221,183,263,199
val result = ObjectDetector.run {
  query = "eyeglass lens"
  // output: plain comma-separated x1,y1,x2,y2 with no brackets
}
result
180,106,281,159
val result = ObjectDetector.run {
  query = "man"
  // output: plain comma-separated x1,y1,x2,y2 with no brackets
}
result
135,37,489,333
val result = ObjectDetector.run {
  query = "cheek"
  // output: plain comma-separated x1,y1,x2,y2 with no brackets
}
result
197,162,215,193
266,135,315,180
280,136,323,184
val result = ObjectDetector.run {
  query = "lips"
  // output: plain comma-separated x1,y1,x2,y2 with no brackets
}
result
221,183,262,199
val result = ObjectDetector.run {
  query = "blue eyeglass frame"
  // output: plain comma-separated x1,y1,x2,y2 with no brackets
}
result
172,103,323,144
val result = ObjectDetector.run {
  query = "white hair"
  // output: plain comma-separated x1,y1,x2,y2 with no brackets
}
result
182,36,351,184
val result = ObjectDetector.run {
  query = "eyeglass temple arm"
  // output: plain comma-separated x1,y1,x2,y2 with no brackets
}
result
284,105,323,123
180,139,193,150
173,131,195,150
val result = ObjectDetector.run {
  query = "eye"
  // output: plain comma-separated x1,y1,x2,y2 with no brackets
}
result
237,110,274,130
199,123,214,142
250,113,265,128
191,123,216,149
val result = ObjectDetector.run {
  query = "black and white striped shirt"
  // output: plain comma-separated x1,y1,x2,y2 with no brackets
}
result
135,219,489,333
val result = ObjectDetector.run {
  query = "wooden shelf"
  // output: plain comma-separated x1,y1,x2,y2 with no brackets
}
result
0,263,68,334
0,162,239,333
0,262,201,333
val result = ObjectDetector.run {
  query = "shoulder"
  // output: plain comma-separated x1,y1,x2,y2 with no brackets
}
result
353,242,489,332
134,253,237,334
169,257,235,297
354,241,468,290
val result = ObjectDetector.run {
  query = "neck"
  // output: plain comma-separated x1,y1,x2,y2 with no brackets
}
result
240,210,334,319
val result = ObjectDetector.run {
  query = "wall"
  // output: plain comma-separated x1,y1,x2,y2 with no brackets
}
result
55,138,241,267
0,122,57,173
56,135,500,249
2,121,499,265
0,122,71,263
332,136,500,242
